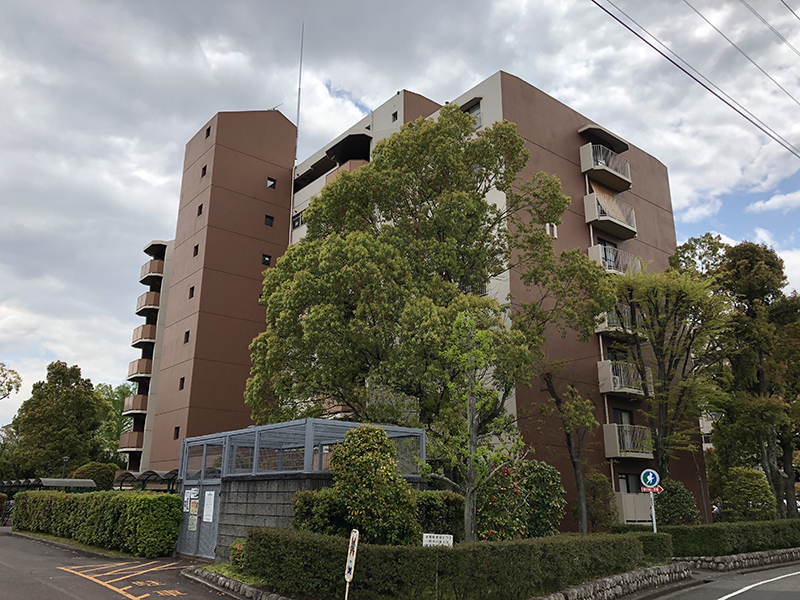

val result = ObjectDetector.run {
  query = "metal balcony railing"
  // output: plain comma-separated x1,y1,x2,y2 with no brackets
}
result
591,144,630,180
616,424,652,454
596,194,636,230
599,246,642,274
611,361,654,395
123,394,148,414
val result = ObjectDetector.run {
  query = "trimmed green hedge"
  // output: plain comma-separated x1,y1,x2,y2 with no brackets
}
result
13,490,182,557
243,527,645,600
627,532,672,563
611,520,800,557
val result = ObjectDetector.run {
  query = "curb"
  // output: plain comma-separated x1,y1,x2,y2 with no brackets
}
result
181,565,296,600
9,531,137,561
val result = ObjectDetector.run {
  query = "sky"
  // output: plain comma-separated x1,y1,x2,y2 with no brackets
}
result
2,0,800,425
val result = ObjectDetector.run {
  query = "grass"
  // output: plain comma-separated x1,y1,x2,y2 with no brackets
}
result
203,563,272,589
12,530,137,558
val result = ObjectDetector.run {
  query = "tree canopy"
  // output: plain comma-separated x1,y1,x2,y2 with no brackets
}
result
0,362,21,402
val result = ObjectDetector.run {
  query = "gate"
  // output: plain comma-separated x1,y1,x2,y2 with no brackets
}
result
175,441,223,559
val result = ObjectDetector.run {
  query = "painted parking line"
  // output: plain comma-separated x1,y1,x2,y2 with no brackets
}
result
58,561,187,599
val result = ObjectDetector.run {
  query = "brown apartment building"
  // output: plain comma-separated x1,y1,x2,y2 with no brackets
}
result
122,71,710,526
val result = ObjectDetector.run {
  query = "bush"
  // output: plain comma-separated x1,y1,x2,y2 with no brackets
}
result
655,479,701,525
12,490,182,557
230,538,246,569
583,471,619,532
71,461,117,491
720,467,775,521
478,459,565,540
244,527,645,600
416,490,464,542
627,532,673,563
665,520,800,557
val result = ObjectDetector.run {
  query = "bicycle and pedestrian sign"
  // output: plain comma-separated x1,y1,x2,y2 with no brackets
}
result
640,469,660,533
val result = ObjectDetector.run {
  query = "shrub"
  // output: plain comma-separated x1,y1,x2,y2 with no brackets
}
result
416,490,464,542
477,458,565,541
230,538,246,569
583,470,619,532
655,479,701,525
72,461,117,491
12,490,182,557
665,519,800,556
627,532,673,563
328,425,420,545
243,527,644,600
720,467,775,521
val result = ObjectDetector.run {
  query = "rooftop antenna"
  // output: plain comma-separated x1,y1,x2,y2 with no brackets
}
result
289,22,304,222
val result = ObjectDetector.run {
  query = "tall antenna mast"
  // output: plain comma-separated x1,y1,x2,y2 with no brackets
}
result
289,22,304,228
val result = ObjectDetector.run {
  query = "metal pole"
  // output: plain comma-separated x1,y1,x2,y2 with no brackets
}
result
344,581,350,600
650,491,657,533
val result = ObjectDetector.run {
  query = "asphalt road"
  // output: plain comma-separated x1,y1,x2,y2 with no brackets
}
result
662,563,800,600
0,532,225,600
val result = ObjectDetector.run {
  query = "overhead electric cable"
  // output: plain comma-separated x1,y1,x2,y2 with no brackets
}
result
590,0,800,159
737,0,800,59
682,0,800,109
780,0,800,23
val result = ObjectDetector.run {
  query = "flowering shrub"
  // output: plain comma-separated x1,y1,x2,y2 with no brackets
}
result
477,458,565,541
229,538,246,569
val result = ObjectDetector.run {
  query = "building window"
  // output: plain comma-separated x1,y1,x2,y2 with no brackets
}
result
264,214,274,227
189,286,195,299
205,126,211,138
545,223,558,238
184,330,190,344
201,165,207,177
197,204,203,216
618,473,639,494
466,102,482,129
193,244,199,257
266,177,276,189
262,254,272,266
174,426,180,440
391,111,398,123
179,377,185,390
291,212,304,230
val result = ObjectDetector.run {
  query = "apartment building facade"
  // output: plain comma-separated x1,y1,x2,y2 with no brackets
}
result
122,71,709,525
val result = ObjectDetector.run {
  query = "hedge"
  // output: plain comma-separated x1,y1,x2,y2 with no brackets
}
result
13,490,182,558
612,520,800,557
243,527,645,600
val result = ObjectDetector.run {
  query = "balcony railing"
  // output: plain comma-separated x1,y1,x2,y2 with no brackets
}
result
597,360,653,397
584,192,637,239
119,431,144,450
139,259,164,283
135,291,160,314
595,304,644,335
603,423,653,459
589,245,642,275
123,394,148,414
131,324,157,346
127,358,153,379
580,143,632,191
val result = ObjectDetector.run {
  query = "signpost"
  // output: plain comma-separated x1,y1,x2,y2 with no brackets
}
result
344,529,359,600
640,469,661,533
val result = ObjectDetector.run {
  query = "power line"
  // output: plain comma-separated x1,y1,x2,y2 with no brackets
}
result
780,0,800,23
682,0,800,109
590,0,800,159
737,0,800,59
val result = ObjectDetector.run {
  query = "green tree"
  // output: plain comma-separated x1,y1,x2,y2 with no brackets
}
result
613,269,729,477
582,469,619,532
0,362,22,401
721,466,776,521
654,478,701,525
12,361,112,476
95,382,137,466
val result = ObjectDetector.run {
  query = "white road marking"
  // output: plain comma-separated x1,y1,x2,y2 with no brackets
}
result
717,569,800,600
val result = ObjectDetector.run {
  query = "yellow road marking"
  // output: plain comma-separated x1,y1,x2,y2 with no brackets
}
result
96,561,159,577
57,566,150,600
66,562,127,572
105,563,181,584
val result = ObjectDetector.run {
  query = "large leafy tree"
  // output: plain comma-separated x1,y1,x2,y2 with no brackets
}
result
96,382,136,467
12,361,112,476
0,362,22,401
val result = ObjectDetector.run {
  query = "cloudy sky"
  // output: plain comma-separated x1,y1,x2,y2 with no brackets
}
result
2,0,800,424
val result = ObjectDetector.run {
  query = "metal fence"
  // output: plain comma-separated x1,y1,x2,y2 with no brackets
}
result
591,144,631,180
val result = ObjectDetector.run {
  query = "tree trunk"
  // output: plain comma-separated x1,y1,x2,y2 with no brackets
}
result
757,431,782,518
572,451,588,533
653,438,670,480
780,427,797,519
766,426,785,519
464,371,479,543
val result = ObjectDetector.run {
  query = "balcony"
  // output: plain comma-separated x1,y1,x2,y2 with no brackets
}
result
603,423,653,459
614,492,652,524
589,245,642,275
118,431,144,451
580,143,631,192
584,192,636,239
325,159,368,185
139,259,165,285
595,305,642,336
135,291,161,315
131,324,157,348
597,360,653,398
127,358,153,380
122,394,148,415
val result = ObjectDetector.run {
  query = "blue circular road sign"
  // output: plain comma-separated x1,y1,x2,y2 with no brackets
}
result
640,469,660,488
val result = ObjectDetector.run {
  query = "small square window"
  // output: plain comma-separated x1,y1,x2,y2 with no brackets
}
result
193,244,199,257
179,377,185,390
174,426,180,440
189,286,195,299
205,126,211,138
266,177,276,189
184,330,190,344
292,212,304,230
197,203,203,216
391,111,398,123
201,165,207,177
264,214,274,227
262,254,272,266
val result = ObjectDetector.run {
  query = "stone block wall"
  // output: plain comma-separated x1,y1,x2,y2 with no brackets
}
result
535,563,692,600
675,547,800,572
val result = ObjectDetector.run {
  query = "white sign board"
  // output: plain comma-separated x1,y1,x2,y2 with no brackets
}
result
345,529,359,583
423,533,454,547
203,490,215,523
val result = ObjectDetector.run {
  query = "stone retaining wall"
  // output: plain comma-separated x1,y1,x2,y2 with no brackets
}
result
675,547,800,572
534,563,692,600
